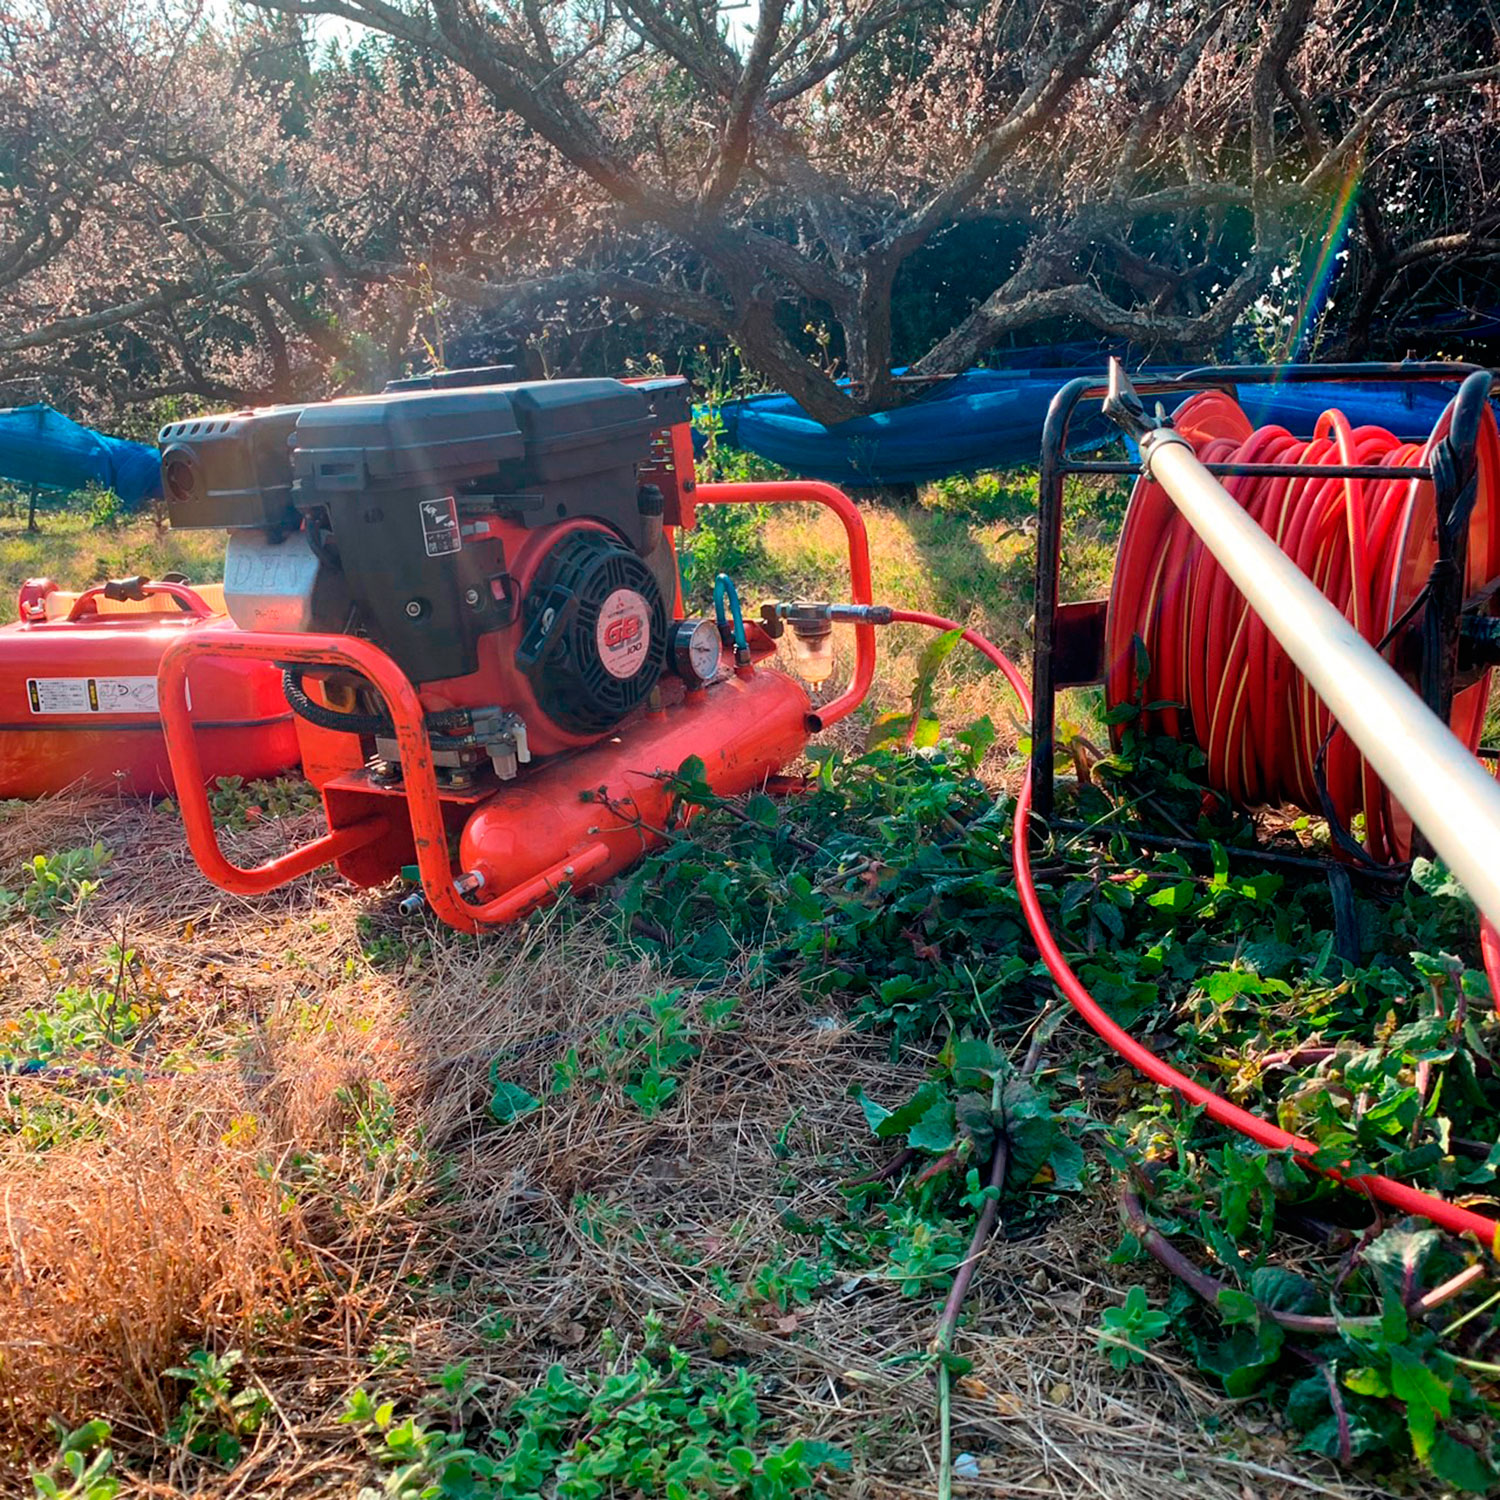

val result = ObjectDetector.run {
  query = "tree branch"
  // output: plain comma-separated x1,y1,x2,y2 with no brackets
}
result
0,261,289,356
701,0,788,212
888,0,1132,256
1300,61,1500,197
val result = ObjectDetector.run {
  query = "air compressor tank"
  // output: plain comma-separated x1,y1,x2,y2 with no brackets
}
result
0,577,299,798
453,665,813,912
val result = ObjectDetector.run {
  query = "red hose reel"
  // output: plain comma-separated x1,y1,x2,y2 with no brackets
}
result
1012,364,1500,1247
1105,388,1500,864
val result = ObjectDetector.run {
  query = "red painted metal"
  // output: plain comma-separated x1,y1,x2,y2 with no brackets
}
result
0,598,297,799
160,630,440,905
458,665,812,909
16,578,57,624
640,420,700,529
692,480,875,727
65,580,215,622
158,628,813,932
415,514,656,758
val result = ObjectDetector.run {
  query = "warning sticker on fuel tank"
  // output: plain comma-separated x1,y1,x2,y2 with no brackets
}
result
419,495,462,557
596,589,651,679
26,675,184,715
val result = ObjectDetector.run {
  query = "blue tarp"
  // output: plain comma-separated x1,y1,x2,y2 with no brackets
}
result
715,366,1481,487
0,404,162,510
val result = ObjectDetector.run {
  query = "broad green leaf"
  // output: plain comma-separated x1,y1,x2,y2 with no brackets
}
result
1215,1287,1259,1326
1390,1343,1450,1461
1046,1134,1086,1191
913,627,964,698
952,1035,999,1084
1429,1432,1497,1493
1195,1320,1284,1397
800,1441,852,1471
907,1096,958,1153
865,711,912,752
849,1084,891,1135
1345,1367,1393,1399
871,1081,943,1140
1366,1225,1441,1301
1248,1266,1320,1315
489,1076,541,1125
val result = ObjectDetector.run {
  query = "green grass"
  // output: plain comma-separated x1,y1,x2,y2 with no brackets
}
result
729,468,1122,745
0,510,224,612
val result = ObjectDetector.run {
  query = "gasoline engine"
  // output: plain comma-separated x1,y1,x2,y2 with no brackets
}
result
153,369,877,931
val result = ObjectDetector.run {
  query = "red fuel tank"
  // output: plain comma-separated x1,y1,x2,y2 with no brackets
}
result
0,578,299,798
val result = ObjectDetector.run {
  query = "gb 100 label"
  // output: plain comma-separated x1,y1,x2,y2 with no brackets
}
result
596,589,652,679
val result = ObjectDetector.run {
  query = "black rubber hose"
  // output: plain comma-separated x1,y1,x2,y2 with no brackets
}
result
280,667,481,738
281,668,392,736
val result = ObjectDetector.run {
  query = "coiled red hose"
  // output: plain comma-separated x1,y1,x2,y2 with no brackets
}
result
1106,391,1500,864
888,608,1499,1248
1485,753,1500,1011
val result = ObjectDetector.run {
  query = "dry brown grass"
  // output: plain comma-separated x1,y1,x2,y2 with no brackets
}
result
0,1080,294,1438
0,782,1397,1500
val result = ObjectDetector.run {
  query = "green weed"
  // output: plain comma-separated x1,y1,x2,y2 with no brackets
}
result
85,488,125,531
0,844,109,919
606,697,1500,1488
164,1349,269,1467
178,774,322,832
340,1337,849,1499
544,988,735,1121
1095,1286,1172,1370
679,503,773,608
0,984,140,1069
30,1419,119,1500
749,1255,829,1312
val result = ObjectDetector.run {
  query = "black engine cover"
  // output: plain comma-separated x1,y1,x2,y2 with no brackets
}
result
517,530,667,734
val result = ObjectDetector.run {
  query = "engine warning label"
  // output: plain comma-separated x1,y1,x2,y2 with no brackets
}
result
26,675,182,716
419,495,462,557
596,588,651,680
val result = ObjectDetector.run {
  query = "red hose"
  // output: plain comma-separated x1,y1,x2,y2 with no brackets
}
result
887,608,1500,1249
1485,762,1500,1016
1483,918,1500,1020
1106,393,1500,863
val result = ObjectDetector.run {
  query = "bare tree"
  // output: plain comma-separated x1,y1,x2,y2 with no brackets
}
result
2,0,1495,425
240,0,1500,418
0,0,551,417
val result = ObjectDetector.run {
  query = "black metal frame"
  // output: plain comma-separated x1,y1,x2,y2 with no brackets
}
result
1028,361,1498,908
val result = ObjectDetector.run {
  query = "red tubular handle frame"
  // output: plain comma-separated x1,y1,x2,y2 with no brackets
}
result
888,608,1500,1252
69,580,215,622
692,481,875,727
158,630,597,934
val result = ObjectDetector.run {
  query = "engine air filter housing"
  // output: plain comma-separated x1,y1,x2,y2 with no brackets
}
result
517,529,667,734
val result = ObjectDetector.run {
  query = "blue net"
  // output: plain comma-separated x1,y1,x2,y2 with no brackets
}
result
0,403,162,509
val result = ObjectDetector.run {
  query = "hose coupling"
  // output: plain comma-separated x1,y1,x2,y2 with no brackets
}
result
759,600,895,631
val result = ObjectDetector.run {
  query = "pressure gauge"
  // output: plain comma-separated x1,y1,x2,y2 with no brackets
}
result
672,617,722,688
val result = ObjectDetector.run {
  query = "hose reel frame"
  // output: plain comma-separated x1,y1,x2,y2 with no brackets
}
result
1029,360,1500,956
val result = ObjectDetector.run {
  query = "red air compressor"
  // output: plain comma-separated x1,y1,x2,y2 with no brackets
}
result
154,371,877,931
